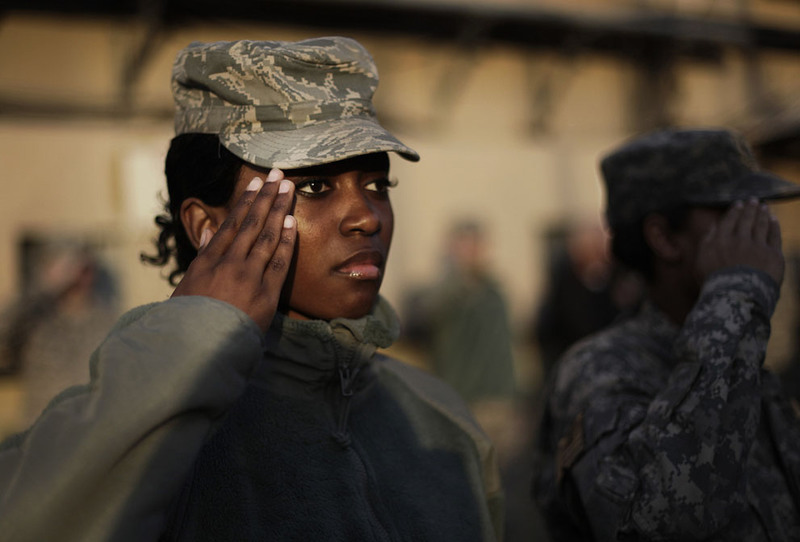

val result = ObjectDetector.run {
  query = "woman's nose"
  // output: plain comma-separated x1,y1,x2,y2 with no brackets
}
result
339,190,382,236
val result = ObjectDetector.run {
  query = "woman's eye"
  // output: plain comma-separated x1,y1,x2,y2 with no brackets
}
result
365,177,396,193
295,179,330,195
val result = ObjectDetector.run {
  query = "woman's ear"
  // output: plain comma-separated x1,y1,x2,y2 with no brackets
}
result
643,213,681,263
180,198,227,250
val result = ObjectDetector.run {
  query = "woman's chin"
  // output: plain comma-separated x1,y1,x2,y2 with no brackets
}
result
286,294,378,322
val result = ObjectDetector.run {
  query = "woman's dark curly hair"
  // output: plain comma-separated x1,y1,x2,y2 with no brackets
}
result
610,205,690,281
141,133,245,285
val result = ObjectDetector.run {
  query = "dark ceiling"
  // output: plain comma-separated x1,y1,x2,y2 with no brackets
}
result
5,0,800,58
3,0,800,156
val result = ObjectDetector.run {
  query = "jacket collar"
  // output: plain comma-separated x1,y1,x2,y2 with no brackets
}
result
254,296,400,390
637,299,679,341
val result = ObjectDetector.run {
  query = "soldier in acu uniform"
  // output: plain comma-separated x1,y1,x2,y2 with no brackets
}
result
533,128,800,541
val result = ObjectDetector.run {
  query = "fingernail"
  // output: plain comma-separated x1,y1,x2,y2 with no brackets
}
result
266,169,283,183
283,215,295,229
279,180,291,194
246,178,264,192
199,228,212,249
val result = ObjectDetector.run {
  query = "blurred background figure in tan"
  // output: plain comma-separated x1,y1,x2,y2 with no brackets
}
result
0,238,119,429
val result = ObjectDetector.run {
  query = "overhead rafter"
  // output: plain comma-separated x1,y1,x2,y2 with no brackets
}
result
3,0,800,151
4,0,800,58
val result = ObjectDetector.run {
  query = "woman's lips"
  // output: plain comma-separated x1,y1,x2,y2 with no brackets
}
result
335,251,384,280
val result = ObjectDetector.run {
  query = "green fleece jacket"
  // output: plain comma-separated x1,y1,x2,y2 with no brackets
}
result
0,295,503,541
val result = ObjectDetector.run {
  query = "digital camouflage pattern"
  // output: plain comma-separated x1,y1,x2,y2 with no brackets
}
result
172,37,419,169
533,267,800,541
601,128,800,228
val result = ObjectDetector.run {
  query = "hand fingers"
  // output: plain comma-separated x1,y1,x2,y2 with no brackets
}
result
205,176,267,257
733,198,759,238
198,228,213,252
225,170,286,260
249,179,296,267
260,214,297,286
767,213,783,251
752,203,771,244
717,200,743,238
700,220,718,247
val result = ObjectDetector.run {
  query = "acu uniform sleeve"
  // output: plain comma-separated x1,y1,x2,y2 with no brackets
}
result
0,296,264,542
559,267,779,541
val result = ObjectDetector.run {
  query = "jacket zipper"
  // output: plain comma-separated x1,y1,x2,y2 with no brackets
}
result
333,342,371,446
333,362,357,447
332,343,394,541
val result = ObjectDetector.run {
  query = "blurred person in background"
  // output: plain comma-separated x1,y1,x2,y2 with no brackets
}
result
533,128,800,541
402,220,519,452
404,220,517,404
0,38,503,542
402,219,523,537
532,220,643,382
0,241,119,429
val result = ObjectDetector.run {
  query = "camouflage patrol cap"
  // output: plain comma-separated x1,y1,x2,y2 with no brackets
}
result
601,128,800,228
171,37,419,169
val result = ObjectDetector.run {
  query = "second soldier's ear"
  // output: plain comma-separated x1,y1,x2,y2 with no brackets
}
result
180,198,228,250
643,213,682,263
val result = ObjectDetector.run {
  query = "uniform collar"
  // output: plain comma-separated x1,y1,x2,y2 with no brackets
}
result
255,296,400,389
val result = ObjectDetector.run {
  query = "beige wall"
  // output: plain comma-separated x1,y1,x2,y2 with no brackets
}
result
1,8,800,364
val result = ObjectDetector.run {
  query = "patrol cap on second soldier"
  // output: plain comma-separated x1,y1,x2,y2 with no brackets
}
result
600,128,800,228
171,37,419,169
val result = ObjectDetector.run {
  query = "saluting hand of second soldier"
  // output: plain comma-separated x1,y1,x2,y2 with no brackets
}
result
696,199,784,287
171,169,297,332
